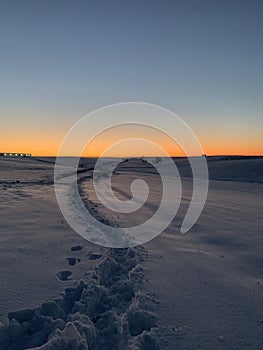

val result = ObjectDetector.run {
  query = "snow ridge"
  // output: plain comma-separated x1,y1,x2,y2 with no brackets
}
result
0,247,159,350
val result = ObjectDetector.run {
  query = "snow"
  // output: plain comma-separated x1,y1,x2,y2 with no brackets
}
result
143,178,263,349
0,156,263,349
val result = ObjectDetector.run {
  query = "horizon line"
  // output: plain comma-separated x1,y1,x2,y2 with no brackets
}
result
1,153,263,159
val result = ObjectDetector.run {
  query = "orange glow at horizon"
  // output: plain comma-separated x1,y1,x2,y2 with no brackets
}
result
1,124,262,157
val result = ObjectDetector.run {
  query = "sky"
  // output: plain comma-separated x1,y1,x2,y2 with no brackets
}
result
0,0,262,156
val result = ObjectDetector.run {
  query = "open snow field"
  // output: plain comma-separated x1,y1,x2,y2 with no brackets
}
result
0,156,263,349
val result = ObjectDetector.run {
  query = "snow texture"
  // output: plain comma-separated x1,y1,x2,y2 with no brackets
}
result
0,248,159,350
1,156,263,350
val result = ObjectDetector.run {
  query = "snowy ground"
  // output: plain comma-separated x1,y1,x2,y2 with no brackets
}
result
0,156,262,349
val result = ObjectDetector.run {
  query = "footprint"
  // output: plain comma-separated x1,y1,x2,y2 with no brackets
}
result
87,253,102,261
57,270,72,281
71,245,83,252
66,257,81,266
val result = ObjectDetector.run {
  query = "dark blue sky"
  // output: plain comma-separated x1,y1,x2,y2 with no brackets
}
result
1,0,262,155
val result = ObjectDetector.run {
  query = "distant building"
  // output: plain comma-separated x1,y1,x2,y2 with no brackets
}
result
0,152,31,157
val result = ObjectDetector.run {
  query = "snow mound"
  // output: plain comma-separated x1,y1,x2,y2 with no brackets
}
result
0,248,160,350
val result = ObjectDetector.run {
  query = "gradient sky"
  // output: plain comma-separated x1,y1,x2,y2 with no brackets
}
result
0,0,262,156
